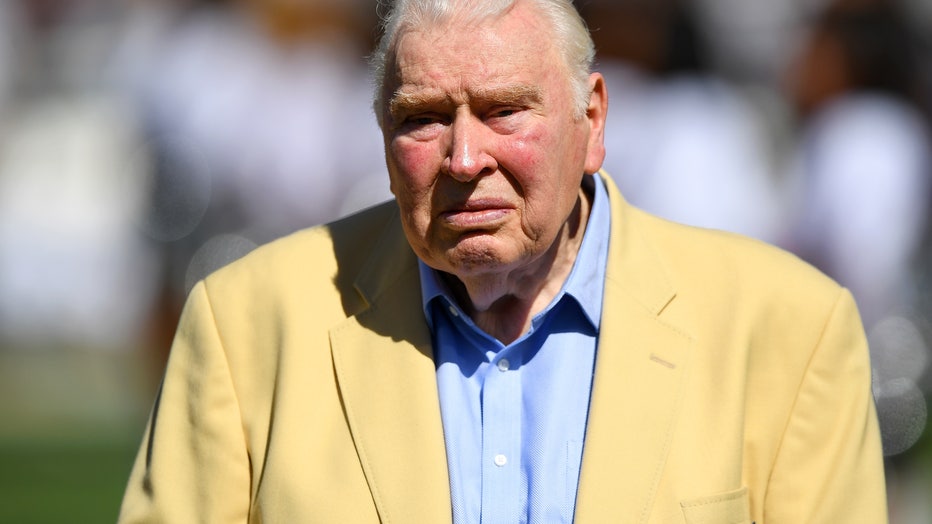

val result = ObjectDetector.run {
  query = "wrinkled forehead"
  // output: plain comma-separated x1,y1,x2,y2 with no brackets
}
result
374,0,579,126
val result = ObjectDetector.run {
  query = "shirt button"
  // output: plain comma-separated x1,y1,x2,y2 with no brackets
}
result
448,304,459,317
497,359,510,372
494,454,507,467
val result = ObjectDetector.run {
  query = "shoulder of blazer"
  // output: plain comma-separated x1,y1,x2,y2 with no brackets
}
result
615,198,845,345
599,171,843,334
201,199,413,319
635,206,840,299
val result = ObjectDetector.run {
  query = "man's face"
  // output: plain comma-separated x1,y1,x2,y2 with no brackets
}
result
381,3,606,280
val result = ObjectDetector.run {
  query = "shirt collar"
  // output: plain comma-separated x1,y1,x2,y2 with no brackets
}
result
419,173,611,331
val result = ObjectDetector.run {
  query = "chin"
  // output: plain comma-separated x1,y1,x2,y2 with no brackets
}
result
442,240,528,276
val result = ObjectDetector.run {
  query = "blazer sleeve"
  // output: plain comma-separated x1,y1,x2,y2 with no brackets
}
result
764,288,887,523
118,281,252,523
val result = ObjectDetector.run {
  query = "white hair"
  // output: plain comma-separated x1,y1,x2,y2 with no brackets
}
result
370,0,596,125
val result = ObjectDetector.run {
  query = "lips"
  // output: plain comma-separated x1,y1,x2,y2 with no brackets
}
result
439,198,514,229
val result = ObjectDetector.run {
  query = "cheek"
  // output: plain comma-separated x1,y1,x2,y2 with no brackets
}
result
503,128,546,170
500,128,557,191
389,140,439,194
388,140,442,238
507,127,584,223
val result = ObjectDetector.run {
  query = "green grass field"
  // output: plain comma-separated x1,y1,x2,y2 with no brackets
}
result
0,436,139,523
0,347,154,524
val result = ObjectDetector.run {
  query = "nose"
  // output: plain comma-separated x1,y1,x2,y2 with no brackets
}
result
442,111,497,182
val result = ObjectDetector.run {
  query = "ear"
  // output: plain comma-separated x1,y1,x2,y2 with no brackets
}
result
583,72,608,175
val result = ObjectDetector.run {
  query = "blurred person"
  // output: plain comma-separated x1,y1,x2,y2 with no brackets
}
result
0,0,159,350
115,0,387,245
688,0,805,84
784,0,931,331
119,0,886,522
580,0,783,243
110,0,389,360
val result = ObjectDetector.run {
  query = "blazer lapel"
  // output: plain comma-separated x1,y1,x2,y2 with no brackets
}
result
575,175,693,523
329,211,452,524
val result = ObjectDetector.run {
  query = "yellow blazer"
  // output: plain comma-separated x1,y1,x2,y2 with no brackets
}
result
119,174,886,523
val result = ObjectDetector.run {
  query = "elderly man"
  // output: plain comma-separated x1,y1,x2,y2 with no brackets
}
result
118,0,887,522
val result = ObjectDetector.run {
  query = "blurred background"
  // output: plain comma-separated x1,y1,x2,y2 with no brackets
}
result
0,0,929,521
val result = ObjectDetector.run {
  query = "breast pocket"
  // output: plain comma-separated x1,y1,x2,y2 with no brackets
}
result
680,486,751,524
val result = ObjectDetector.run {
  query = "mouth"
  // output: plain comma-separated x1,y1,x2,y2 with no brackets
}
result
439,199,514,229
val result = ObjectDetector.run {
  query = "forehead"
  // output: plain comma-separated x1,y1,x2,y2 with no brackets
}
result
387,4,562,97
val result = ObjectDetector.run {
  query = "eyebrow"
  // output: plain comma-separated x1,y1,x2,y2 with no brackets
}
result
388,84,543,118
388,90,446,118
472,84,544,106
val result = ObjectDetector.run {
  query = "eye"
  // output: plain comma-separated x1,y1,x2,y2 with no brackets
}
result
484,106,526,134
410,115,443,126
393,112,449,139
489,107,519,119
396,113,449,134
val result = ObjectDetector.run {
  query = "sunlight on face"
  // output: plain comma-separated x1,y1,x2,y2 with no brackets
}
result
382,2,604,281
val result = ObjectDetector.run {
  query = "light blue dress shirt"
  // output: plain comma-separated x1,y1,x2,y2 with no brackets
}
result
419,174,611,524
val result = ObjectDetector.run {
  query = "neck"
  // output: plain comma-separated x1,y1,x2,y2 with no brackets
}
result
446,185,593,344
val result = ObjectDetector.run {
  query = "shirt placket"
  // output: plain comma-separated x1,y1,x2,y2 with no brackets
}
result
480,349,523,523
